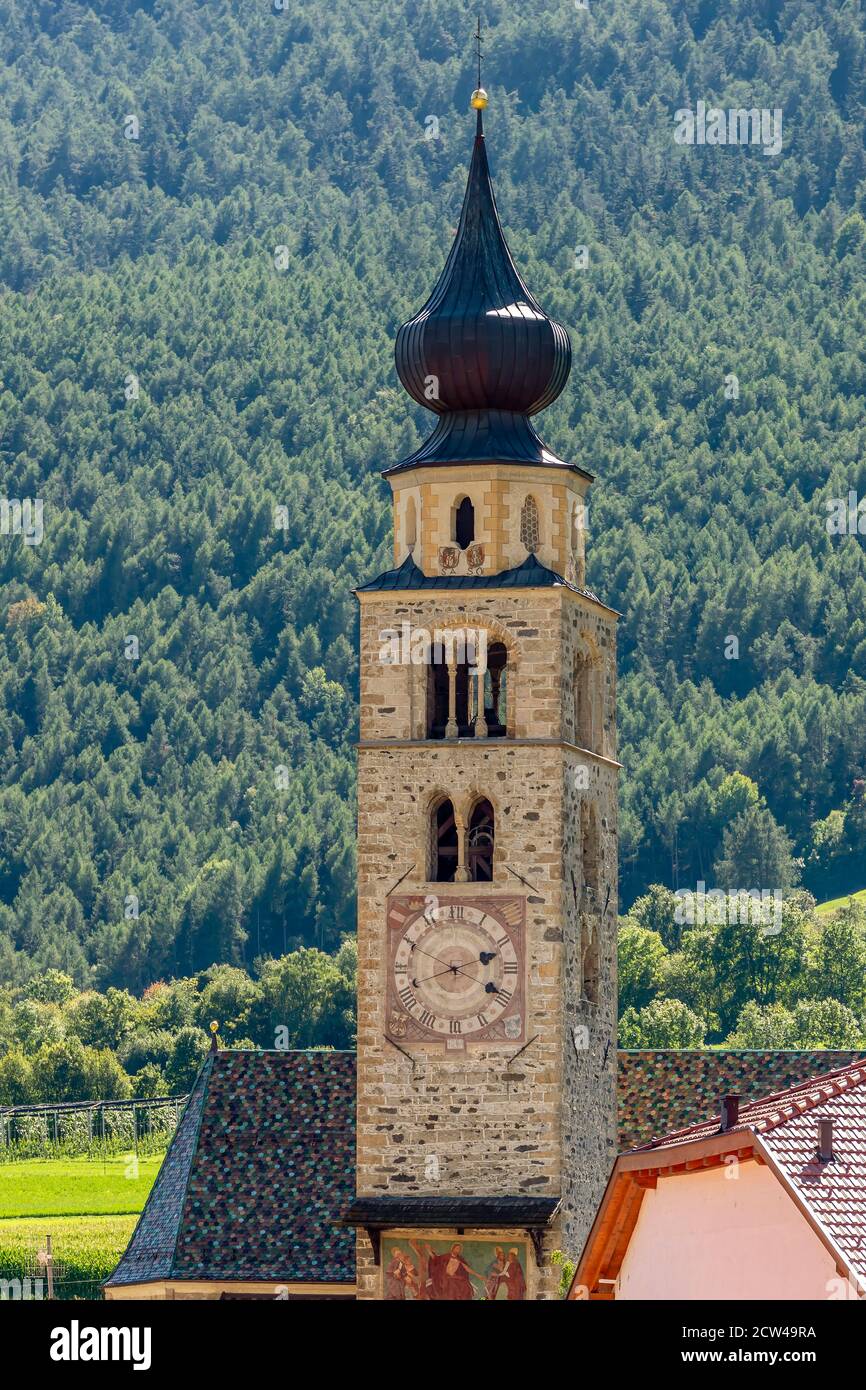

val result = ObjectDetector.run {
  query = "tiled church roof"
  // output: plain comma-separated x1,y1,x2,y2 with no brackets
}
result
618,1050,866,1150
106,1050,356,1289
106,1047,866,1288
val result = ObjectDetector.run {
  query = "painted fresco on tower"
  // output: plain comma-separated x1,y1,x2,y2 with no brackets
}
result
386,894,526,1049
383,1237,528,1300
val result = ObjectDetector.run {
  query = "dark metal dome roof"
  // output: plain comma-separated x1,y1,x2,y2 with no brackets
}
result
389,110,572,474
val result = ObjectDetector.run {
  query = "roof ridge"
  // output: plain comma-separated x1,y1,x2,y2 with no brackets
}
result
748,1061,866,1119
755,1066,866,1133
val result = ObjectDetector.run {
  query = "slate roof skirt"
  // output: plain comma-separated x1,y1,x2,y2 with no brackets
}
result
354,552,612,608
382,414,590,476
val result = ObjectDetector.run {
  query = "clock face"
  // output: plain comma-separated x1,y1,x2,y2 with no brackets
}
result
386,895,525,1049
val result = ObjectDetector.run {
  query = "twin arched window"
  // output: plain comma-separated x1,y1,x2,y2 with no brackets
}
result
427,641,507,739
431,797,495,882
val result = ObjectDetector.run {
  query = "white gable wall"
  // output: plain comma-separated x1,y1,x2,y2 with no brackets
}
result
616,1160,838,1300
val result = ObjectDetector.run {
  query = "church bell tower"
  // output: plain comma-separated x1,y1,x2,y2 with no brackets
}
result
347,88,620,1301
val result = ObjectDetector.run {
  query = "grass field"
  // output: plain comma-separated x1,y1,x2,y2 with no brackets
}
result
0,1155,162,1219
815,888,866,918
0,1214,140,1296
0,1152,163,1298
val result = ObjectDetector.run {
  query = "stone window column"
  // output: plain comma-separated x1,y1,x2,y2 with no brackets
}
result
473,666,488,738
445,660,458,739
455,812,469,882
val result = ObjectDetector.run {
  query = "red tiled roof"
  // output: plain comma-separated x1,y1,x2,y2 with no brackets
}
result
636,1059,866,1289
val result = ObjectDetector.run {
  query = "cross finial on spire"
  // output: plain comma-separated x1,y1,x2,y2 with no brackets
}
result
470,12,488,125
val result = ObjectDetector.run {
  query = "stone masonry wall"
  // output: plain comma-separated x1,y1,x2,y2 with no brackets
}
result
355,585,619,1297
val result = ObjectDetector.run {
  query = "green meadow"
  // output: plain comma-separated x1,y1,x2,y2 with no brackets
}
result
0,1155,162,1219
0,1153,162,1298
815,889,866,919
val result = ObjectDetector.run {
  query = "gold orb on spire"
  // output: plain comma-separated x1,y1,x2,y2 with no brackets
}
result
470,87,488,110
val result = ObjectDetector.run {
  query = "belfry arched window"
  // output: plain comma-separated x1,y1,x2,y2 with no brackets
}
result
431,798,458,882
426,638,508,739
455,496,475,550
483,643,507,737
467,799,495,881
520,495,540,553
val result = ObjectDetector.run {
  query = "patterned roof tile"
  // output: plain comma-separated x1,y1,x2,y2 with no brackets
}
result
617,1049,866,1150
106,1050,356,1288
108,1047,866,1287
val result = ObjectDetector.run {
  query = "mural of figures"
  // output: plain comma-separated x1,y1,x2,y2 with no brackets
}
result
382,1237,528,1300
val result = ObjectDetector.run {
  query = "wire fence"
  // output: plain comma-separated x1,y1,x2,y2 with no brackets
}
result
0,1095,190,1300
0,1094,187,1160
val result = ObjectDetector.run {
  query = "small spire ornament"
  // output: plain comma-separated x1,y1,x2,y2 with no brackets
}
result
470,13,487,111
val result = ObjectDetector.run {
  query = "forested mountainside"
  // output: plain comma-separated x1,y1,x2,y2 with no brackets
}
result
1,0,865,992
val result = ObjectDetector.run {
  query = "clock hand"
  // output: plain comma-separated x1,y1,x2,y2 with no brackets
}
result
411,965,477,986
409,943,486,984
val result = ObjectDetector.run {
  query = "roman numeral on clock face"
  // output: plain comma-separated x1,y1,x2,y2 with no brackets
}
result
475,1013,488,1029
399,986,416,1010
497,934,509,947
496,987,512,1004
449,1020,462,1034
503,960,518,974
418,1009,437,1028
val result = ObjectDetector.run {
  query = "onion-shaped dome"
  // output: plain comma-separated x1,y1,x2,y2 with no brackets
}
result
395,110,571,421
